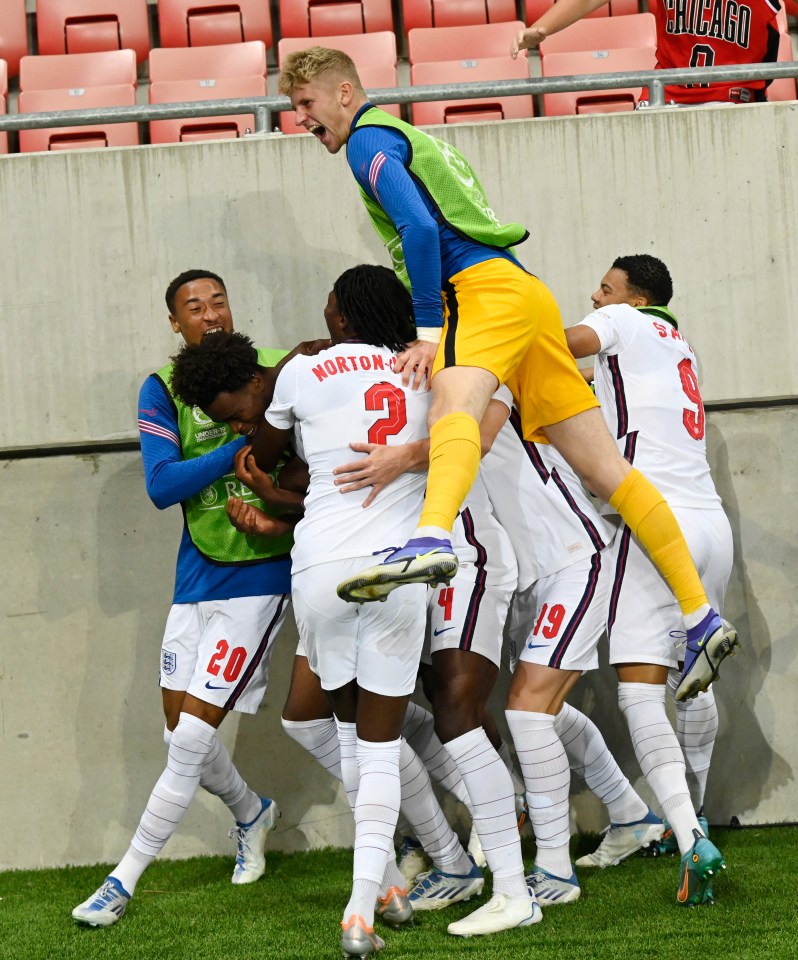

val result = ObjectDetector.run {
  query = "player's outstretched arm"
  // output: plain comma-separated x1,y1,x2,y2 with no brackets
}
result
565,324,602,360
511,0,609,57
334,439,430,507
479,398,511,455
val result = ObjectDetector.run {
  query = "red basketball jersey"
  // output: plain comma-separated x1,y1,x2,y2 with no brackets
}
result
652,0,781,103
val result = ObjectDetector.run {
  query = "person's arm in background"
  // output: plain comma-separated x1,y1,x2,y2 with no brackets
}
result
511,0,610,57
138,373,246,510
334,395,510,507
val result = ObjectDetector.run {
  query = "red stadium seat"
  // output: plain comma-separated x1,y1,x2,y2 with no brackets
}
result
541,46,656,116
278,32,399,132
523,0,638,25
18,84,140,151
36,0,151,62
410,55,533,125
19,49,137,92
157,0,273,50
408,21,525,64
149,41,267,83
539,13,656,56
403,0,516,32
279,0,393,39
768,30,797,101
0,0,29,78
149,75,267,143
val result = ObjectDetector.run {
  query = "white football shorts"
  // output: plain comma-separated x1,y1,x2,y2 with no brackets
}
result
424,563,514,668
607,506,733,667
160,594,290,714
507,551,611,673
292,558,427,696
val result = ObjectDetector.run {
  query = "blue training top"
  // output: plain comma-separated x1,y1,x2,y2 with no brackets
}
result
346,103,518,329
137,373,292,604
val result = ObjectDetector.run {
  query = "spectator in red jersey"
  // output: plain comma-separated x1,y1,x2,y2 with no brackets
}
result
512,0,782,105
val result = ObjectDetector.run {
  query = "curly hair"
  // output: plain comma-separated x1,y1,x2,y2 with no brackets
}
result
170,331,259,411
165,269,226,314
334,264,416,352
612,255,673,307
279,47,364,96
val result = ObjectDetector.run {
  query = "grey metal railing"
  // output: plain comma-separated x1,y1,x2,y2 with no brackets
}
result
0,61,795,136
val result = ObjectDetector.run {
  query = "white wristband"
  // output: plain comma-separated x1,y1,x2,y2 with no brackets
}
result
417,327,443,345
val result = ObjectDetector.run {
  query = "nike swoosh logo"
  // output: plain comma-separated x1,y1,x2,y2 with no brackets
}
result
433,627,456,637
139,407,157,416
204,681,230,690
526,643,549,649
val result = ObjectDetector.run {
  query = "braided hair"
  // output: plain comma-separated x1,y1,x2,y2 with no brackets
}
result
333,264,417,352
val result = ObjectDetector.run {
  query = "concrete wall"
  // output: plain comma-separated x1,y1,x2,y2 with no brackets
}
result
2,101,797,452
1,102,796,869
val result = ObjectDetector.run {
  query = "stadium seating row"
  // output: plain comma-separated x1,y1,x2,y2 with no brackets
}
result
1,16,795,153
11,0,790,79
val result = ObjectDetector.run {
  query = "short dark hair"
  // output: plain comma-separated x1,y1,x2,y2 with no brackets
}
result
170,331,258,410
612,255,673,306
333,264,416,352
165,269,227,314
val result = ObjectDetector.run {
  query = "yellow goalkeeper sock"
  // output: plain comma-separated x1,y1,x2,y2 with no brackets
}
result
419,412,482,532
610,468,707,616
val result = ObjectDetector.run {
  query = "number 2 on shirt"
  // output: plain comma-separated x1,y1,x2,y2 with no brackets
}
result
364,382,407,443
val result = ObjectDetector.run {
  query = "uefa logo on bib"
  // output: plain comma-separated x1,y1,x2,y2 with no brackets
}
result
192,406,213,426
200,485,219,507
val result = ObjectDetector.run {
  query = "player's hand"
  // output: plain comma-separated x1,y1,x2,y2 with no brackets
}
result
291,338,333,357
273,339,332,378
234,445,280,503
396,339,438,390
512,25,547,57
333,442,408,507
226,497,283,536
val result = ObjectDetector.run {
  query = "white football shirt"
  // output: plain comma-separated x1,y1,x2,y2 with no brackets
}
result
451,469,518,587
266,341,430,573
481,387,615,590
578,304,721,508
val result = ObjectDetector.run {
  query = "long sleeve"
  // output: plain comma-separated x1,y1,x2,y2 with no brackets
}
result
137,374,246,510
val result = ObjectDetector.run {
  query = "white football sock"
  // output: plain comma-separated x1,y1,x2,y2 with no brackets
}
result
554,703,648,824
282,716,343,781
445,727,527,899
498,738,527,798
506,709,572,879
342,737,402,927
401,701,473,812
199,736,261,826
118,713,217,893
618,682,698,854
669,670,717,813
335,720,359,809
398,740,471,875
